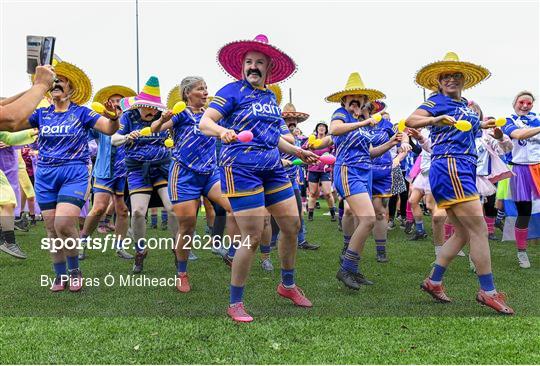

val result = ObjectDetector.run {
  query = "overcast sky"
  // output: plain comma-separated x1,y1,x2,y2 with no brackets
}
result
1,0,538,133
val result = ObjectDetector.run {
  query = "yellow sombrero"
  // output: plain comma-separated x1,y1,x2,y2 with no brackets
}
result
326,72,385,103
93,85,137,105
282,102,309,123
31,56,92,105
267,84,282,106
36,97,51,109
415,52,491,91
167,84,214,110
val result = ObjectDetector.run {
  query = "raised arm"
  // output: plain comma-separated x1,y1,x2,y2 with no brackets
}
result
0,66,55,132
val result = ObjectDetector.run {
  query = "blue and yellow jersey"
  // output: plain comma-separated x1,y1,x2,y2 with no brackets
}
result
117,109,169,162
502,112,540,165
208,80,288,171
331,107,373,168
171,109,216,174
369,118,394,168
418,93,480,164
28,103,101,167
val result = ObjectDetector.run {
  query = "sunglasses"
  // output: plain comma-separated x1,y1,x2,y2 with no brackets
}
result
440,73,464,81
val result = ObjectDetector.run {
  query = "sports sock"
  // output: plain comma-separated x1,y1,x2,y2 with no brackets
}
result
281,269,295,288
151,214,157,226
66,255,79,271
342,235,351,254
230,285,244,305
259,245,271,254
375,239,386,254
177,260,188,274
341,249,360,273
429,264,446,284
485,217,495,235
515,227,528,251
2,230,15,244
415,220,425,232
478,273,497,294
53,262,67,277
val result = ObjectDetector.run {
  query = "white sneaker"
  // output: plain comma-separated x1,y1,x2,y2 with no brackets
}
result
457,250,466,257
517,251,531,268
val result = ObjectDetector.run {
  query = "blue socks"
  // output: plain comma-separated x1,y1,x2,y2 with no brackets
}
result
375,239,386,254
430,264,446,284
270,233,278,248
281,269,295,288
53,262,67,277
151,214,158,226
228,245,237,258
230,285,244,305
259,245,271,254
341,249,360,273
478,273,496,293
342,235,351,254
136,239,146,253
66,255,79,271
415,220,425,232
177,260,187,274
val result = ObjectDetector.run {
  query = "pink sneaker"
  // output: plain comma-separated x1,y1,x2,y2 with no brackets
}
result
227,302,253,323
175,273,191,293
50,275,67,292
68,269,83,292
277,283,313,307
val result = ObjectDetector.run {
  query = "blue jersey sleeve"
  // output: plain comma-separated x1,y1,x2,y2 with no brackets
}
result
381,119,394,139
117,113,131,135
209,82,238,118
279,119,289,135
80,106,101,129
417,95,445,116
28,109,40,128
502,117,519,137
331,107,348,122
172,110,189,128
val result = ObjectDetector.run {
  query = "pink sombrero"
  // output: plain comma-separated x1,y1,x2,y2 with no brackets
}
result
119,76,167,112
217,34,297,84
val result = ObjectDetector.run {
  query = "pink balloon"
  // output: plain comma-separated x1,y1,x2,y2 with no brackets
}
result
237,130,253,143
319,154,336,165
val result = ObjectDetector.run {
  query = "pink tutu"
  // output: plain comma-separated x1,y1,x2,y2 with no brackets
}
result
476,176,496,197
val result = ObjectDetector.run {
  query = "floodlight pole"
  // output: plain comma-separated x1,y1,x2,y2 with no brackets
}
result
135,0,140,93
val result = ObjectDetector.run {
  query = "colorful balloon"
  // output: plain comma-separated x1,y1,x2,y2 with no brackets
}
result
454,120,472,132
372,113,382,122
292,159,304,166
495,117,507,127
164,138,174,148
140,127,152,136
237,130,253,143
319,153,336,165
173,101,187,115
91,102,106,114
397,119,406,133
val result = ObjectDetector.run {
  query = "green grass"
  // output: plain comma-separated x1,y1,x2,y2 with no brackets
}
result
0,207,539,364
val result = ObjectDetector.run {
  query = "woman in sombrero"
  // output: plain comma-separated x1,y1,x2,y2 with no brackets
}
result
22,60,119,292
501,91,540,268
200,34,318,322
150,76,238,293
405,52,514,314
80,84,137,261
325,72,401,290
113,76,178,274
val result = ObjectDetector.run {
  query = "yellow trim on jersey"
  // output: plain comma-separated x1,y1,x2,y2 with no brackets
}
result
84,165,93,201
170,162,180,201
225,166,235,195
373,193,393,198
129,187,153,194
449,157,465,199
437,195,480,209
265,182,292,195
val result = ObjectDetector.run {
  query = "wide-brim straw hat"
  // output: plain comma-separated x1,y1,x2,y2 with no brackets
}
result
326,72,385,103
93,85,136,105
415,52,491,91
217,34,297,84
267,83,282,106
44,60,92,105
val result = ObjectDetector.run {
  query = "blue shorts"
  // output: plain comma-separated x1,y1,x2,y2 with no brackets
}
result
372,166,393,198
220,165,294,212
308,171,331,183
290,175,299,191
127,165,168,195
334,165,372,198
35,164,90,210
169,161,220,204
430,157,479,209
93,175,126,196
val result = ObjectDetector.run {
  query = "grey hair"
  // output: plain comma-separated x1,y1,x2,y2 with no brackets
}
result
513,90,535,106
180,76,204,101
